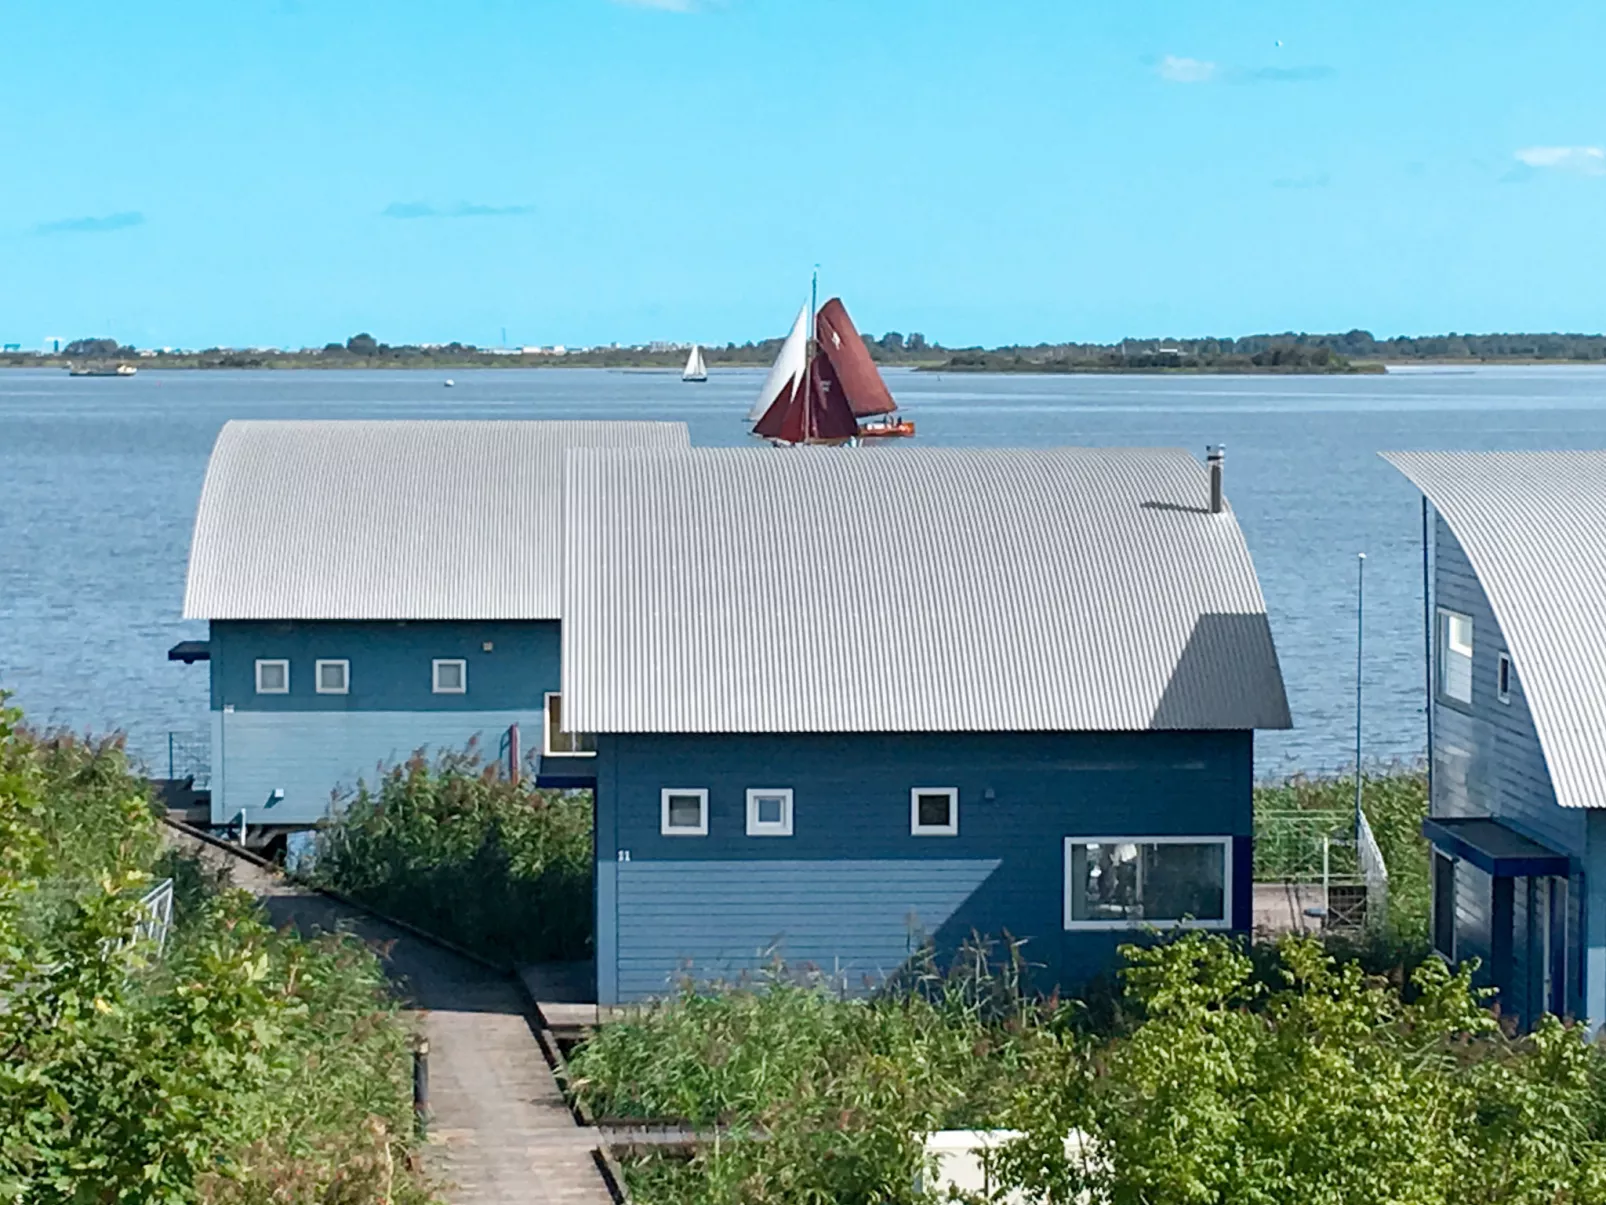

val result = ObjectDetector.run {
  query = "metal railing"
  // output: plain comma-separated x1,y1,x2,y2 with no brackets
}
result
1254,808,1388,935
165,732,210,789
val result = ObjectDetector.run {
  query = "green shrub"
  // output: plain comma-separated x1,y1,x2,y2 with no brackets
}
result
301,748,593,965
0,697,435,1203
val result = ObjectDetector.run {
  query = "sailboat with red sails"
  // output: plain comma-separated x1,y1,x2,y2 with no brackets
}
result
747,277,915,444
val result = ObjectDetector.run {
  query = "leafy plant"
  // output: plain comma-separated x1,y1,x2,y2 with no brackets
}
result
300,747,593,965
0,695,436,1202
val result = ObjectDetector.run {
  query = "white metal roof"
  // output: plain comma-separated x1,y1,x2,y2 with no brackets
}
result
183,420,689,620
563,446,1291,734
1386,451,1606,809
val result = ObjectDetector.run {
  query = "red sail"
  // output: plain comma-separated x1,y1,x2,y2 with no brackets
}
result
752,378,799,438
752,358,858,443
814,298,897,417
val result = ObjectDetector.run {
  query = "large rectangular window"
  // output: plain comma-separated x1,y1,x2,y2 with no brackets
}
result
1432,851,1456,960
544,693,596,757
1437,609,1473,705
1064,837,1230,930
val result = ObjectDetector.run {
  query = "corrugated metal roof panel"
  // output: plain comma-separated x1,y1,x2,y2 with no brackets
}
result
184,419,689,620
563,446,1292,733
1385,450,1606,809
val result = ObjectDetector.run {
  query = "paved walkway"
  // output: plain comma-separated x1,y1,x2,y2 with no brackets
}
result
165,826,613,1205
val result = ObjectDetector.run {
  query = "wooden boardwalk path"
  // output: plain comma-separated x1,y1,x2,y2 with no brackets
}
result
165,826,614,1205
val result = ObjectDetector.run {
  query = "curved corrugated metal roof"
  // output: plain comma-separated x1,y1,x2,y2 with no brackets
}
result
1385,451,1606,809
183,420,689,620
563,446,1292,734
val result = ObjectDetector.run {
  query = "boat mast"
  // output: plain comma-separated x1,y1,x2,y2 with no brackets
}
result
804,265,818,441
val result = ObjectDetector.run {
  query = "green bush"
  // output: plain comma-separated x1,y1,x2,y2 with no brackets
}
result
0,698,435,1203
301,749,593,966
998,931,1606,1205
582,930,1606,1205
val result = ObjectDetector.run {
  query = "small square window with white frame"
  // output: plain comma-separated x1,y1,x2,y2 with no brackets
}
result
661,788,708,836
911,787,959,836
255,659,289,694
315,659,349,694
746,788,794,836
433,658,467,694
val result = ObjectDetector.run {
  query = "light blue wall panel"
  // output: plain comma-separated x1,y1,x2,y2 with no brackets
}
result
211,707,549,825
612,859,1002,1001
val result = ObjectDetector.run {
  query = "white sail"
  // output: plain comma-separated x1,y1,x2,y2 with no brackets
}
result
682,344,707,381
747,303,809,422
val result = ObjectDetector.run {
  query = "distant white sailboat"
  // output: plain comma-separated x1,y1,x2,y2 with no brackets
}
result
682,344,708,382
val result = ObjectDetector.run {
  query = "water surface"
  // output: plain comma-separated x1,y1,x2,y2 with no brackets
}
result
4,364,1603,776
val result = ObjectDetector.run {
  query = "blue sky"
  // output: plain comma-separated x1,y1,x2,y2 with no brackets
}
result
3,0,1604,349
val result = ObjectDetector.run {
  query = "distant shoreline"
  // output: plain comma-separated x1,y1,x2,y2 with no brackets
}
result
9,355,1606,375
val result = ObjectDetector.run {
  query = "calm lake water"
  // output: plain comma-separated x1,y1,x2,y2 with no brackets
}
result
4,364,1605,779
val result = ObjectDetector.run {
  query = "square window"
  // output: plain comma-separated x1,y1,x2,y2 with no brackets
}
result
1497,652,1512,704
255,659,289,694
545,693,597,757
911,788,959,836
746,788,794,836
1437,609,1473,705
1063,837,1230,929
433,659,467,694
315,659,349,694
661,789,708,836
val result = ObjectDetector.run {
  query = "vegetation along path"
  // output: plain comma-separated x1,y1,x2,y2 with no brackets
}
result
165,824,612,1205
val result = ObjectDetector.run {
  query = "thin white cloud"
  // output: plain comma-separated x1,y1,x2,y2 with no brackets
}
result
1514,146,1606,175
1158,55,1217,84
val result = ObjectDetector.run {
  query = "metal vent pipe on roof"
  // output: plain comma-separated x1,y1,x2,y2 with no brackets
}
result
1207,445,1225,513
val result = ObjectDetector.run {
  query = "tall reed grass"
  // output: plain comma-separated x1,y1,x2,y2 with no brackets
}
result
300,746,593,965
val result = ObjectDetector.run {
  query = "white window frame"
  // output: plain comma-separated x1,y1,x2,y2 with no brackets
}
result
1436,607,1474,705
910,787,959,836
255,658,290,694
1497,651,1512,704
745,788,794,837
661,788,709,837
1062,836,1234,931
544,692,596,758
314,659,350,695
432,658,467,695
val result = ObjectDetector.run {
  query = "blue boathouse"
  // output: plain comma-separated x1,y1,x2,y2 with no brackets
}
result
1388,451,1606,1030
563,445,1292,1002
180,419,689,834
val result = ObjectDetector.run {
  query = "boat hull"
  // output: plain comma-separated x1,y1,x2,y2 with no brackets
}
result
858,419,915,438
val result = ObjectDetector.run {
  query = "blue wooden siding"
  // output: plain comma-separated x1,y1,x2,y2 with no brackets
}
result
210,707,550,825
1432,518,1583,1023
209,620,561,712
595,730,1253,1003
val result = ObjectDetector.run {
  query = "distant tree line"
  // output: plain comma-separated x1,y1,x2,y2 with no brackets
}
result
12,328,1606,373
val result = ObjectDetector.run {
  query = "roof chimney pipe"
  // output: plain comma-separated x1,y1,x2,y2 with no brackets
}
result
1207,445,1225,513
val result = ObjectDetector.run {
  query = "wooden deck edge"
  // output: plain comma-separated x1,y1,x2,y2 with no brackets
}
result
593,1143,633,1205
